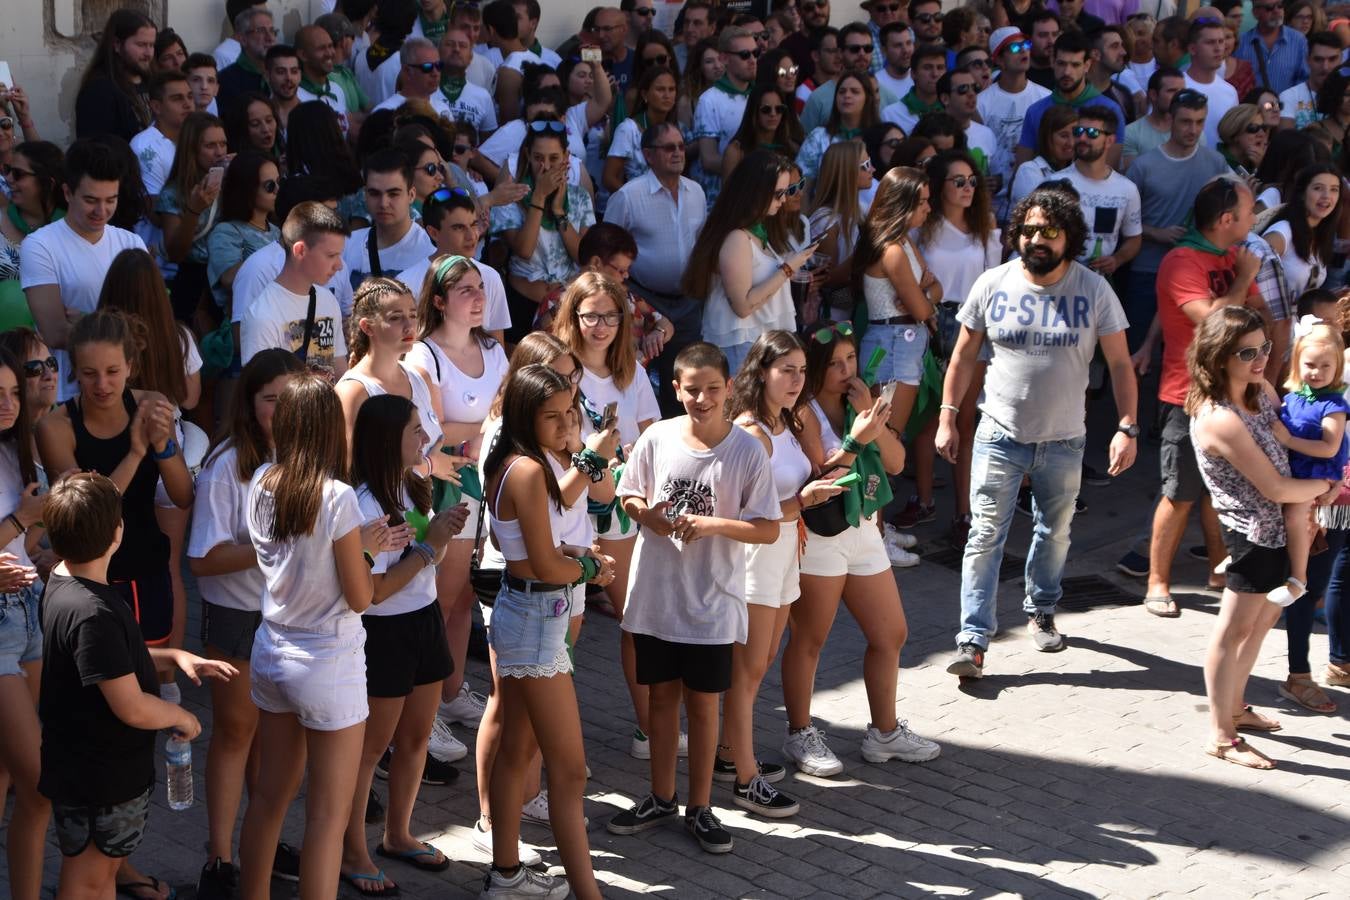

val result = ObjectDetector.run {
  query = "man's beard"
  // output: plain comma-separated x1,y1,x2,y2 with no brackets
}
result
1076,144,1104,163
1022,244,1064,276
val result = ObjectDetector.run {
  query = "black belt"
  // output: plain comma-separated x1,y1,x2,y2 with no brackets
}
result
870,315,917,325
504,573,569,592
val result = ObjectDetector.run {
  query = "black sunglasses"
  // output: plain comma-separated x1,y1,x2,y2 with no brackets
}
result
844,43,875,54
420,162,447,178
760,104,787,115
22,357,57,378
452,143,473,155
428,186,473,204
645,53,670,67
947,174,979,188
1243,122,1268,135
950,83,980,95
408,61,443,73
1073,125,1111,138
732,48,764,60
913,12,943,23
261,179,279,194
1173,88,1209,106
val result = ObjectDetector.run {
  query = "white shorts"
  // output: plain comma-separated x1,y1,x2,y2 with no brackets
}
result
746,520,801,607
592,509,638,541
250,616,369,731
451,496,484,543
799,515,891,578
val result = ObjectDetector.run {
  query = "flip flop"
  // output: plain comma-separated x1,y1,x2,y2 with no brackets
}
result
340,870,400,897
115,878,176,900
375,841,451,873
1143,595,1180,618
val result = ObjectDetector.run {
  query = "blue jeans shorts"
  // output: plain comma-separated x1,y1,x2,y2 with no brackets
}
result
490,579,574,679
0,582,43,676
860,322,929,386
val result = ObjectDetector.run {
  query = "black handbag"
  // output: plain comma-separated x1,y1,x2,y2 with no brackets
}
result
799,476,850,537
469,431,504,607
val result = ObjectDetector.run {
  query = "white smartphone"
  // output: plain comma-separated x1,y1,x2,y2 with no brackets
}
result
879,381,899,406
0,61,12,89
206,166,225,191
581,46,602,64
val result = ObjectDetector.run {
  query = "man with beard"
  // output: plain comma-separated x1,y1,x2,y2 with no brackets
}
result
936,186,1138,676
1089,26,1142,122
909,0,945,46
863,0,906,72
264,45,303,134
218,7,277,110
875,22,915,100
781,0,833,82
1059,105,1141,275
75,10,157,142
1016,31,1126,168
1027,10,1061,89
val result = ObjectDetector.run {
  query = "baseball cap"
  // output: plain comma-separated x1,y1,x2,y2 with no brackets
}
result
990,26,1029,56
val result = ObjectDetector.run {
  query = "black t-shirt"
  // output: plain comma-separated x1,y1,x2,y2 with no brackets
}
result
74,75,149,143
38,572,160,806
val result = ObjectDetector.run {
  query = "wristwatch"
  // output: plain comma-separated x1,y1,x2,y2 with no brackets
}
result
1117,422,1141,439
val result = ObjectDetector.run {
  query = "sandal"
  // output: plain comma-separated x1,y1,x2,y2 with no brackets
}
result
1143,595,1180,618
340,870,399,897
115,879,176,900
1233,704,1282,732
1278,676,1337,713
375,841,450,873
1206,736,1275,769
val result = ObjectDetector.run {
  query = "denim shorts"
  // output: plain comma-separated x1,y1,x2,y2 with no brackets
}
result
250,616,369,731
53,787,150,859
860,322,929,386
0,583,43,676
489,581,574,679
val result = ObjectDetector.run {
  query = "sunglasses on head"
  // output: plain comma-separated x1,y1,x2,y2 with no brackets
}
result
947,174,978,188
0,117,13,131
1233,339,1273,362
1018,223,1062,240
1173,88,1208,106
844,43,874,54
732,48,764,60
810,320,854,343
760,103,787,115
1073,124,1110,138
408,60,443,73
428,186,473,204
22,357,57,378
261,179,279,194
528,119,567,134
913,12,943,23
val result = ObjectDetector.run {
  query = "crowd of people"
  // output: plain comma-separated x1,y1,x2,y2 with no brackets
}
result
1,0,1350,897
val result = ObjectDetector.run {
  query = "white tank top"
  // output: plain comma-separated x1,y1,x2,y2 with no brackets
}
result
862,241,923,320
488,454,568,562
338,361,443,446
406,337,510,427
809,398,843,457
743,417,813,502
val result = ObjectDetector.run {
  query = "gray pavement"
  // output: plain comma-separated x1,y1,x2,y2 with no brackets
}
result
4,426,1350,899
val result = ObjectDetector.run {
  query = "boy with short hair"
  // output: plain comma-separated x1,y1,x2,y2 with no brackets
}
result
185,52,221,114
607,343,780,854
131,71,195,202
343,148,435,288
240,201,350,376
40,473,235,897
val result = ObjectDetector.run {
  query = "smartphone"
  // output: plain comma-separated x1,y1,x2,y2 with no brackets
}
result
581,46,602,64
879,381,898,406
0,61,12,89
1234,164,1252,179
206,165,225,191
832,472,862,488
600,401,619,430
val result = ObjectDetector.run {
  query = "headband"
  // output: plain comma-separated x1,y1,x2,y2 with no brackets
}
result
433,254,475,285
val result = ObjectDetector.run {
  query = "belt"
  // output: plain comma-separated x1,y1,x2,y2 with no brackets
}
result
869,315,917,325
504,573,570,593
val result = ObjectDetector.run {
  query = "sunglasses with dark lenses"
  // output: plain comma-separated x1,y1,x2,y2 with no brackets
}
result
947,174,978,188
785,177,807,197
1233,339,1273,362
800,0,828,8
811,320,855,343
951,82,980,95
1005,40,1032,54
913,12,943,23
452,143,473,155
844,43,875,54
1252,3,1280,11
420,162,446,177
633,6,656,16
1173,88,1209,106
528,119,567,134
760,104,787,115
1072,125,1110,138
262,179,279,194
873,2,902,11
645,54,670,66
733,48,764,60
965,57,991,68
23,357,58,378
428,186,473,204
3,165,33,181
1018,224,1062,240
1243,122,1268,134
408,61,443,73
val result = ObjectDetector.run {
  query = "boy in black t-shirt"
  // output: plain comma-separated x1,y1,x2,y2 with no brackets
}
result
39,473,236,893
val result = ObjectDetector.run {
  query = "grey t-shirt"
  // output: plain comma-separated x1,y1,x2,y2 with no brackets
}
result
959,259,1129,443
1125,143,1229,272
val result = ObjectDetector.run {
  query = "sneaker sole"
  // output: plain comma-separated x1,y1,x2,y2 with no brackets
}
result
606,813,678,835
732,795,800,818
785,755,843,777
889,556,921,568
946,660,983,678
711,769,736,783
429,746,468,763
1031,639,1066,652
630,744,650,760
1115,563,1148,578
860,745,941,764
473,836,542,867
688,830,735,854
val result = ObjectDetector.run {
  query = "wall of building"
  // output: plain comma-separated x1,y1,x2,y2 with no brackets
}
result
0,0,869,146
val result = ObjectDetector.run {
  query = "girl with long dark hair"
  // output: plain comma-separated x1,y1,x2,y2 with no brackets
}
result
721,84,804,182
0,141,63,331
1261,163,1343,298
604,66,682,192
206,151,281,310
158,112,229,318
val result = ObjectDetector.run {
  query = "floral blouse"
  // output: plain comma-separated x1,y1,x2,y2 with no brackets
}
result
1191,391,1290,548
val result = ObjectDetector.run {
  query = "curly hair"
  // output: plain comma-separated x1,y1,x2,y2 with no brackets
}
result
1006,187,1088,262
1184,306,1267,416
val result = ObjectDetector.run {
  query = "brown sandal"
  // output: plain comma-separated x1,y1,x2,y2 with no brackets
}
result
1206,736,1275,769
1278,676,1337,713
1233,704,1282,732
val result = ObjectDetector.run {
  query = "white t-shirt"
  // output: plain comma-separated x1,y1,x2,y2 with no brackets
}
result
296,80,350,125
357,485,438,616
248,466,364,629
617,419,780,645
693,87,749,153
606,117,650,182
1057,165,1143,260
976,80,1050,188
479,119,586,165
19,219,146,400
189,445,265,612
965,120,999,168
578,365,661,452
395,257,512,332
1263,219,1326,296
213,37,241,71
233,240,356,320
875,69,914,103
879,99,919,136
355,49,402,109
443,81,498,134
1279,81,1321,129
405,336,509,425
500,49,544,74
372,90,454,120
344,223,436,288
1184,71,1238,148
0,443,33,568
131,125,176,197
240,281,348,373
915,218,1003,304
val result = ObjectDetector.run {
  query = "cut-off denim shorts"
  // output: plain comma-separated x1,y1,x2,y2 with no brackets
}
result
490,580,574,679
0,582,43,677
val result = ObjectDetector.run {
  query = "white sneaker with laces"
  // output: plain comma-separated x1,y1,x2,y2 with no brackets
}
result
440,683,488,728
885,538,921,568
630,729,690,759
860,720,941,763
472,820,542,867
479,865,567,898
428,718,468,763
782,724,844,776
521,789,588,828
883,523,918,549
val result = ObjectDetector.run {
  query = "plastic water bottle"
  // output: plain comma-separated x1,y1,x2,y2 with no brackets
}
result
165,737,193,810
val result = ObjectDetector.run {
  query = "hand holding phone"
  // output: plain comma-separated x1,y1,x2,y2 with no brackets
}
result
581,46,603,64
879,381,898,406
600,401,619,431
206,166,225,192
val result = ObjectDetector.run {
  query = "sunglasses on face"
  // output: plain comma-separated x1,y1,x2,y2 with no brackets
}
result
913,12,943,23
408,61,443,73
750,31,769,44
785,177,807,196
965,57,991,68
732,48,764,60
452,143,473,155
261,179,279,194
1005,40,1033,54
844,43,874,54
778,65,799,77
1259,99,1279,111
528,119,567,134
633,6,656,16
645,53,670,66
800,0,828,8
1233,339,1273,362
947,174,978,188
810,320,855,343
1252,3,1280,11
873,2,902,11
1073,125,1110,138
578,311,623,327
1243,122,1268,135
420,162,446,178
2,165,33,181
23,357,57,378
860,158,874,172
950,82,979,95
1018,223,1062,240
760,103,787,115
0,117,13,131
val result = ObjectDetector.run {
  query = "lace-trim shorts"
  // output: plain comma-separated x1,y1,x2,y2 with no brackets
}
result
490,581,575,679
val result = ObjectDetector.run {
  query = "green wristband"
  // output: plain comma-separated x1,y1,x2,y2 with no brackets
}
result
574,554,601,585
841,435,863,454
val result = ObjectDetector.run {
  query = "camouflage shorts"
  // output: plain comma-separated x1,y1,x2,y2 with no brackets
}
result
52,788,151,858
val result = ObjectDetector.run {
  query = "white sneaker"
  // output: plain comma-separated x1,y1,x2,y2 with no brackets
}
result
782,724,844,777
886,541,921,568
629,729,689,760
440,683,488,728
472,819,542,867
428,718,468,763
883,523,918,549
860,720,941,763
479,865,567,898
159,681,182,705
521,789,588,828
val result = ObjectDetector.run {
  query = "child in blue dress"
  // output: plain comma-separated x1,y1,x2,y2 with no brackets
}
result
1276,320,1350,606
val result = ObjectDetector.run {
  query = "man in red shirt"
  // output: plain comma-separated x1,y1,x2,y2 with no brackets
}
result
1144,177,1261,617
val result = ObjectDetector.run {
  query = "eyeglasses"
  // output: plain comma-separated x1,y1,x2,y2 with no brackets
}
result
408,61,443,73
421,162,447,178
644,53,670,67
778,65,799,77
1018,223,1062,240
261,179,279,194
428,186,473,204
844,43,875,54
245,25,279,37
452,143,473,155
881,137,904,149
949,82,980,95
759,103,787,115
732,48,764,60
1259,99,1279,111
1233,339,1274,362
913,12,943,23
785,177,807,197
632,6,656,16
0,117,12,131
648,141,686,152
860,158,874,172
1252,3,1280,11
947,174,978,187
528,119,567,134
1073,125,1111,138
810,320,854,343
578,311,623,327
1243,122,1268,135
2,165,33,181
750,31,770,44
872,2,902,11
22,357,57,379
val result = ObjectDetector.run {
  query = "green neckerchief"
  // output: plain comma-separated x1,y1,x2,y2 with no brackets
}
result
1051,81,1101,108
836,126,862,140
440,74,466,104
419,10,448,45
839,349,894,526
746,222,771,249
713,76,753,97
1175,226,1229,256
299,75,336,100
902,90,943,116
530,39,548,57
522,177,569,230
236,53,262,76
6,204,62,236
1296,383,1346,400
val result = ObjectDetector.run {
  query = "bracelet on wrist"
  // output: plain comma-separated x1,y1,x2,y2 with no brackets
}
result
841,435,863,454
779,262,793,279
939,403,961,414
413,541,437,567
571,449,607,483
6,513,25,534
363,550,376,569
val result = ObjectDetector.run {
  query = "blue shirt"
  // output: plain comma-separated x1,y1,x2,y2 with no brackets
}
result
1234,26,1309,95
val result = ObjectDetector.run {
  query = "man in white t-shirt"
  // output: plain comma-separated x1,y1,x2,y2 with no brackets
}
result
978,28,1050,217
693,26,758,204
1059,104,1142,274
1182,19,1238,147
371,38,455,119
397,189,510,342
132,72,194,202
438,28,499,136
874,23,915,101
344,149,436,290
241,202,349,376
1278,30,1341,130
21,141,147,400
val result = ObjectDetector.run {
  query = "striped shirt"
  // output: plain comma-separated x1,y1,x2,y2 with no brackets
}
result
1234,26,1309,95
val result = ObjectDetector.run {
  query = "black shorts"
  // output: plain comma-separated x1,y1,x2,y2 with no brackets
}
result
1160,403,1206,504
109,569,174,645
52,787,151,859
363,602,454,698
1220,525,1290,594
632,633,733,693
202,602,262,661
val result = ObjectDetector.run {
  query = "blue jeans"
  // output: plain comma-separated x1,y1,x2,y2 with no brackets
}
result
956,418,1085,650
1298,526,1350,669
